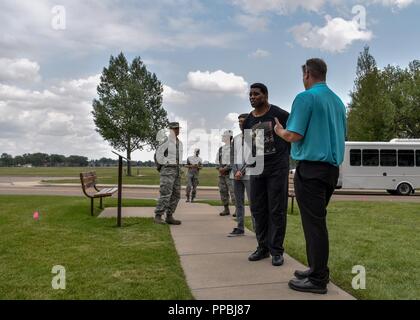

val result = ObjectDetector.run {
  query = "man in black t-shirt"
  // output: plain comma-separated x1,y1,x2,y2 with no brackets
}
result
243,83,290,266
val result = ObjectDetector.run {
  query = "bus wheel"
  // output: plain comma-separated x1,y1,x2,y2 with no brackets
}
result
396,183,412,196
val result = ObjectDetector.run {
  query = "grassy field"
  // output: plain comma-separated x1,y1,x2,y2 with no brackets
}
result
0,167,219,186
242,201,420,300
0,195,193,300
2,194,419,300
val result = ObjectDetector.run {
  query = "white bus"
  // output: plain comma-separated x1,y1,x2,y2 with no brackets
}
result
337,139,420,195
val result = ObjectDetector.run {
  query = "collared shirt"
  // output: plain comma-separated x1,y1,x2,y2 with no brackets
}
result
286,82,346,167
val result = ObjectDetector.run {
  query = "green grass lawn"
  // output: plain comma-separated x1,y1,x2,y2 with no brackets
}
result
0,167,219,186
0,195,193,300
243,201,420,300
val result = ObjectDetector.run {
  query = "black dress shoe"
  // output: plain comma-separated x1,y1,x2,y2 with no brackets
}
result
294,269,330,283
294,269,312,279
248,249,269,261
272,255,284,266
288,278,327,294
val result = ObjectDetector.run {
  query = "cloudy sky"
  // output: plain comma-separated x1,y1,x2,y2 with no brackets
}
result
1,0,419,162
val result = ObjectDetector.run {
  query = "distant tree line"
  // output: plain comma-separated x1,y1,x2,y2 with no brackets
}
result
0,153,158,168
0,153,89,167
347,46,420,141
0,152,228,168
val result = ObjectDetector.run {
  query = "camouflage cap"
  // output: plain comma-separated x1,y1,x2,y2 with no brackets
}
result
169,122,180,129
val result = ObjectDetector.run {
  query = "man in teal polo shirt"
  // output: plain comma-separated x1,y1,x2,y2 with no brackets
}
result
274,58,346,294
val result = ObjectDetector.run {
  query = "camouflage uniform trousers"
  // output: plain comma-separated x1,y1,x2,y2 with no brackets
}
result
186,172,199,199
155,166,181,217
218,174,236,206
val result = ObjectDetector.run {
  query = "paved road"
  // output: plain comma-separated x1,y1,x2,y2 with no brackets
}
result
1,182,420,202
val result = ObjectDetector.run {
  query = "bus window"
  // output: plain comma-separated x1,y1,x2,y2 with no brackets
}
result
362,149,379,166
350,149,361,166
380,149,397,167
398,150,414,167
417,150,420,167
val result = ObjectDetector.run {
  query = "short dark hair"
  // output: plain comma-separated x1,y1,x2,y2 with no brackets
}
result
238,113,249,119
302,58,327,81
250,83,268,95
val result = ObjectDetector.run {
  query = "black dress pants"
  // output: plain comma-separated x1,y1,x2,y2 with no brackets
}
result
294,161,339,286
250,166,289,256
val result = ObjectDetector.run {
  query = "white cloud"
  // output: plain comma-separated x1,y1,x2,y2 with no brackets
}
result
0,62,111,158
249,49,271,58
231,0,328,15
0,58,41,83
163,85,188,105
225,112,240,123
232,0,417,15
0,84,57,103
234,14,268,31
370,0,415,9
187,70,249,96
54,74,100,100
0,0,240,59
290,15,373,53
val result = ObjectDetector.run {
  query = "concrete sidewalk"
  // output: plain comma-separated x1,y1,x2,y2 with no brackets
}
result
99,202,355,300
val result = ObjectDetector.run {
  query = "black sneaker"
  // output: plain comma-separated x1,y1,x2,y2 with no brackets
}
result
227,228,244,237
248,249,270,261
272,255,284,266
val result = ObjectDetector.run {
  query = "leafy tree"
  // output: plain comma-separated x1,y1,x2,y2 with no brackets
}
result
14,155,24,166
395,61,420,138
66,155,88,167
50,154,66,167
92,52,168,175
25,153,50,167
348,46,396,141
0,153,13,167
348,46,420,141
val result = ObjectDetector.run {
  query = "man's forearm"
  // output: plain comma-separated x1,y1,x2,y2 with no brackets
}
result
277,128,303,143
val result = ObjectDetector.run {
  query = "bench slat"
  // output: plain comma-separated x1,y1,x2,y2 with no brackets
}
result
95,187,118,197
80,172,97,190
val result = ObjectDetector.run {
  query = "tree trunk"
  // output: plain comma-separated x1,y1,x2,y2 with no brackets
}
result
126,149,132,176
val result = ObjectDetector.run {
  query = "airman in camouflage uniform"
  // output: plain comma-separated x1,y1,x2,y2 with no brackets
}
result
216,130,236,216
185,148,203,202
154,122,183,225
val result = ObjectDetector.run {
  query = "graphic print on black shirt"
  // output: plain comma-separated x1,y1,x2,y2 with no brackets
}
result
251,121,276,156
243,104,291,171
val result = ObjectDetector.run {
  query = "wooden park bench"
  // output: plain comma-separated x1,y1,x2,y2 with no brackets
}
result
288,171,295,214
80,172,118,216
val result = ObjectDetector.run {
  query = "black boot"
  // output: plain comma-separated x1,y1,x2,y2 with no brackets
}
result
154,215,166,225
219,205,230,216
165,215,182,225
